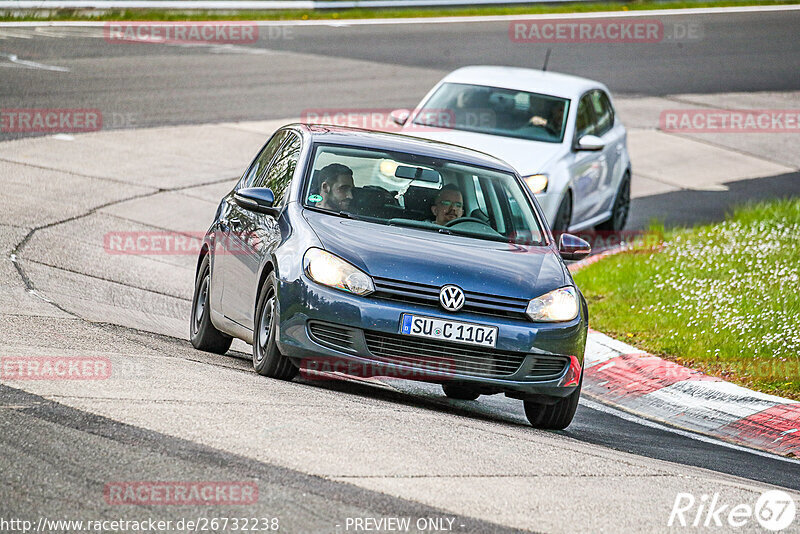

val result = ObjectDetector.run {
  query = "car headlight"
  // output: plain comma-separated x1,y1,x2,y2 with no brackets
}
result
524,174,548,194
303,248,374,296
526,286,579,322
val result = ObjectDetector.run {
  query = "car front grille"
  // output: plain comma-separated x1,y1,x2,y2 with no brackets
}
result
308,322,356,352
372,276,529,319
363,330,525,378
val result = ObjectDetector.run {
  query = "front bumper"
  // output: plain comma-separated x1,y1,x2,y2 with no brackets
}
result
275,274,587,399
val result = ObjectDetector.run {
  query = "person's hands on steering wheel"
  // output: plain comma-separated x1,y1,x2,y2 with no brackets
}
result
444,216,493,228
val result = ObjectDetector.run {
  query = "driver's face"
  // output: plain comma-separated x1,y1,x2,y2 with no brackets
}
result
321,175,354,211
432,190,464,225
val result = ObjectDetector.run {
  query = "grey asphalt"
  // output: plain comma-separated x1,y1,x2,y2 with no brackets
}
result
1,10,799,137
0,383,521,534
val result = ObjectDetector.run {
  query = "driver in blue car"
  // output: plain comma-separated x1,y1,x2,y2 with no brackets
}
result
431,184,464,225
317,163,355,212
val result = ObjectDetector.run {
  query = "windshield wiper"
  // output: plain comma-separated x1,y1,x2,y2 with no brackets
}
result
441,226,508,243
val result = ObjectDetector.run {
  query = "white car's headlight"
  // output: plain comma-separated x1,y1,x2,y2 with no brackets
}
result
303,248,374,296
526,286,579,322
524,174,548,194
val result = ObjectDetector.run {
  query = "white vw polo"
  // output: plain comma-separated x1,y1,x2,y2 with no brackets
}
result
392,66,632,232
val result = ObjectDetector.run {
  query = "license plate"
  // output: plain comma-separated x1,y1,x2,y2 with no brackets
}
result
400,314,497,348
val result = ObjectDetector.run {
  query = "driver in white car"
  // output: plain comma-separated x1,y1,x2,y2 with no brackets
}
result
431,184,464,225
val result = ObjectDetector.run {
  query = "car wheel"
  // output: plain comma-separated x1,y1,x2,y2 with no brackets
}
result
190,255,232,354
523,376,581,430
441,383,480,401
552,192,572,233
253,271,298,380
596,173,630,231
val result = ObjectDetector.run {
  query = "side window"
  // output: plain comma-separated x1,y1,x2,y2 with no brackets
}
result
253,132,301,206
575,94,595,139
590,90,615,136
242,131,288,189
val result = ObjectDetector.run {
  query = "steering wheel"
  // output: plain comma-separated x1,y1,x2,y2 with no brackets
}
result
444,216,493,228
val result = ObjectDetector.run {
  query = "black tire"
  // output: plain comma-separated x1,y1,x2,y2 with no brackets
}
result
253,272,298,380
552,192,572,233
523,377,581,430
596,173,631,231
190,255,232,354
442,383,480,401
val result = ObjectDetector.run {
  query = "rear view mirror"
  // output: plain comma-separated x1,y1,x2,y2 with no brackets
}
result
390,109,410,126
394,165,441,183
234,187,280,216
558,233,591,261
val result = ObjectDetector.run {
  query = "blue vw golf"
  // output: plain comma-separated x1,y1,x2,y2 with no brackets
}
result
190,124,591,429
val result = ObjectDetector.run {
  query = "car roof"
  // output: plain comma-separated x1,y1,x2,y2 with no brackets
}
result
439,66,605,100
289,123,519,174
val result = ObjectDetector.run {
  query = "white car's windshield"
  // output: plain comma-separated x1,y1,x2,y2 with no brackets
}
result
413,82,570,143
303,143,546,245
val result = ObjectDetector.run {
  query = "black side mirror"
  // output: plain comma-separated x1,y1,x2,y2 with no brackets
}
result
558,233,591,261
234,187,279,216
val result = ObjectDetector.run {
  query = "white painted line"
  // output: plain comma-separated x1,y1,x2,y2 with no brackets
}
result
0,52,69,72
580,397,800,466
0,4,797,25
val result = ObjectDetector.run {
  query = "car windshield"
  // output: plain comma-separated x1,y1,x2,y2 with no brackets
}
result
302,143,546,245
413,82,570,143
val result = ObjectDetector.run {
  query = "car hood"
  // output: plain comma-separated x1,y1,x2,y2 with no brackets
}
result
401,127,565,174
303,210,568,300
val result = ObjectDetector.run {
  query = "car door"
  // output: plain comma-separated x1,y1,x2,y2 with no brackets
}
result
221,131,301,329
216,130,288,326
589,90,626,220
568,93,607,226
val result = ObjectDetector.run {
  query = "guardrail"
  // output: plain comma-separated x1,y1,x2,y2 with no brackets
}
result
0,0,593,9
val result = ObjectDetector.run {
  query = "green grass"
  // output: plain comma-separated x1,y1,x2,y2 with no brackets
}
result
0,0,797,21
574,198,800,400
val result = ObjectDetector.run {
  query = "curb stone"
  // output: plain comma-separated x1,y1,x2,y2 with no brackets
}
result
569,248,800,458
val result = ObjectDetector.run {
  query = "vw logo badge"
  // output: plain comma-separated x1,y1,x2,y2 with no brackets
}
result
439,285,465,312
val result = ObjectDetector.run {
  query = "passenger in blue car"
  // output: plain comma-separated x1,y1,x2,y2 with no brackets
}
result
431,184,464,226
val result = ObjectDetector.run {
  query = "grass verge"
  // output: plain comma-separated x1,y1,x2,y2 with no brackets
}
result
574,198,800,400
0,0,797,22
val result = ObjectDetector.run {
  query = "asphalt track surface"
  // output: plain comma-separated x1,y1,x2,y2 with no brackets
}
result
1,10,800,131
1,8,800,533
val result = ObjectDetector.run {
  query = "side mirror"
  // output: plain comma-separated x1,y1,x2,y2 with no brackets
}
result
558,233,591,261
234,187,279,216
576,134,605,151
390,109,410,126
